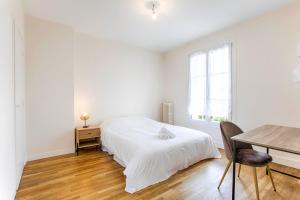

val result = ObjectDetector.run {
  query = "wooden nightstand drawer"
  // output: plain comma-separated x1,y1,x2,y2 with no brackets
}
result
79,129,100,139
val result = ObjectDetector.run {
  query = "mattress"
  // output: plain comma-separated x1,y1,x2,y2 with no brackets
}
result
100,117,220,193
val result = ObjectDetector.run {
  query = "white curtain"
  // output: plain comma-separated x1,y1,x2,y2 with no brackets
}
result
189,53,206,116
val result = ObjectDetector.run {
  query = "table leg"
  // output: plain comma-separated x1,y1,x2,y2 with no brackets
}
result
75,136,77,155
266,147,269,175
232,140,236,200
266,147,300,179
76,143,79,156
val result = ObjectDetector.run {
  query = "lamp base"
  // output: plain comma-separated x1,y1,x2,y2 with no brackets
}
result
82,119,88,128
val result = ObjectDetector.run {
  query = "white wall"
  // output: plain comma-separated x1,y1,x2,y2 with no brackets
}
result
163,3,300,168
26,16,75,160
0,0,25,199
26,17,163,160
25,2,300,169
74,33,163,126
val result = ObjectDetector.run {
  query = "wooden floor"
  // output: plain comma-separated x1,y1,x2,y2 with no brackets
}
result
16,149,300,200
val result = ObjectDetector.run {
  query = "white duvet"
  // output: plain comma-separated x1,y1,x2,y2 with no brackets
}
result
100,117,220,193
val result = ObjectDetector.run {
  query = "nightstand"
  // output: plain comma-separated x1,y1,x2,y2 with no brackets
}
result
75,127,101,156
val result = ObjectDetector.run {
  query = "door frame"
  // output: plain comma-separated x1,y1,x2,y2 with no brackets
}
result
12,19,26,189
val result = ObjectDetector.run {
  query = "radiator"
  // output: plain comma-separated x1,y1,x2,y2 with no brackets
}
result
162,102,174,125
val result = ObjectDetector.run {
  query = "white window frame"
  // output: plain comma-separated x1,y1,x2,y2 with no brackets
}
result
188,43,233,123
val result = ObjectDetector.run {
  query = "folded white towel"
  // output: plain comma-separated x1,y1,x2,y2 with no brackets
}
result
158,127,176,140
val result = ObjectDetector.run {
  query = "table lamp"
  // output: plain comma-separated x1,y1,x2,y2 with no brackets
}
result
80,113,90,128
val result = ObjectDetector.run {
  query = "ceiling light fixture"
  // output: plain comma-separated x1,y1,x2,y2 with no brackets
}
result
145,0,160,20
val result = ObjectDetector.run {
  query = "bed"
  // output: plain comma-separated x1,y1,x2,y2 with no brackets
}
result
100,117,220,193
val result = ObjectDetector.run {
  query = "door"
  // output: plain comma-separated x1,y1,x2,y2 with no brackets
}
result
13,21,26,187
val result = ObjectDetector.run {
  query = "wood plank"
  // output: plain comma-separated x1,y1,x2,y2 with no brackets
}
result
78,141,100,148
16,150,300,200
232,125,300,155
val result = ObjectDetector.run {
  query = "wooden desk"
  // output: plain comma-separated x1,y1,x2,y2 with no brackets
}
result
231,125,300,200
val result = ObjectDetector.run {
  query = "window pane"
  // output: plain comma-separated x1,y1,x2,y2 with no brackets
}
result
189,100,206,115
209,74,229,100
209,45,230,74
189,44,231,121
208,45,231,120
191,115,206,120
208,99,230,118
190,77,206,100
189,53,206,116
190,53,206,77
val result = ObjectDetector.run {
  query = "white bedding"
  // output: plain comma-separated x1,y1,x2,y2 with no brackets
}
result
100,117,220,193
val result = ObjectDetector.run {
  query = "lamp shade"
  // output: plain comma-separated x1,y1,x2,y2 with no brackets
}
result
80,113,90,121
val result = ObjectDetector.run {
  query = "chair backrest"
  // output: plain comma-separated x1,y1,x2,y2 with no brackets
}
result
220,121,252,160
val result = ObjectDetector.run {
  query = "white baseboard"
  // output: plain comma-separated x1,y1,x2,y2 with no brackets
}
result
28,148,75,161
253,146,300,169
270,152,300,169
211,136,223,149
215,139,224,149
16,160,26,189
11,190,16,200
217,141,300,169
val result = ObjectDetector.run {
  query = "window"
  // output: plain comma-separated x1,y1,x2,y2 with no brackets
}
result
189,44,232,122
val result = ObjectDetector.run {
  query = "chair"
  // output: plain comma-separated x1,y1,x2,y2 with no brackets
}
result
217,121,276,200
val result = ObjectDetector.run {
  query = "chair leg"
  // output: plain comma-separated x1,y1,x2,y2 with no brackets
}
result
252,167,260,200
218,160,232,189
238,163,242,177
267,165,276,192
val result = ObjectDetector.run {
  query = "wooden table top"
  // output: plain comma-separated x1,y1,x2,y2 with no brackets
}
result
232,125,300,155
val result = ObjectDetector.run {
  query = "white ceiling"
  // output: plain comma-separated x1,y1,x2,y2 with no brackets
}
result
24,0,298,52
